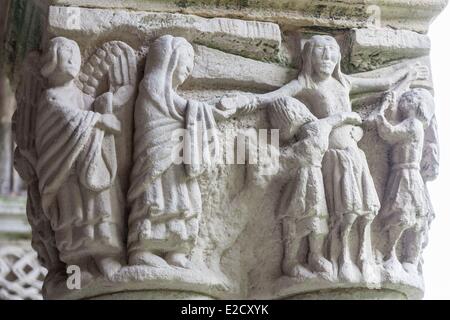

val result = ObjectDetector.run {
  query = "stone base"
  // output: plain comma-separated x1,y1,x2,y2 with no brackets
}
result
287,288,407,300
90,290,215,300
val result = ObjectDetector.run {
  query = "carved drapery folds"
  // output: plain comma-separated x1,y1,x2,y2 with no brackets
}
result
12,4,442,299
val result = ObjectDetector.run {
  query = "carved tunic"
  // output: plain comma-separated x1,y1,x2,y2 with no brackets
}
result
278,122,331,234
271,77,381,218
379,120,432,227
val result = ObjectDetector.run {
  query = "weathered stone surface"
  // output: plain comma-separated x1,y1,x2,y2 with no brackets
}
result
346,28,431,72
189,45,297,91
48,6,282,61
3,0,446,302
48,0,448,33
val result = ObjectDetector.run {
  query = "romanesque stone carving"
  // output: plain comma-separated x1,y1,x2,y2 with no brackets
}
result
268,96,362,279
11,2,442,299
243,35,430,284
376,88,435,277
14,36,137,287
127,35,251,269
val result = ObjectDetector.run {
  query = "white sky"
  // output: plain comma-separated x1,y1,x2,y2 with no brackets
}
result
422,4,450,300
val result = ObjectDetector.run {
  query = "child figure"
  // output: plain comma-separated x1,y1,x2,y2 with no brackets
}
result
376,88,435,274
270,96,362,278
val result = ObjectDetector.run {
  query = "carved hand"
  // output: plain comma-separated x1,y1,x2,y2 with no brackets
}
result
98,114,122,135
380,91,396,113
237,97,259,115
217,95,259,118
409,62,430,81
112,85,134,108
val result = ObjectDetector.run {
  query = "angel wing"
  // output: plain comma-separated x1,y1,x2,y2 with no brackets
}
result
13,52,62,272
78,41,138,193
78,41,137,99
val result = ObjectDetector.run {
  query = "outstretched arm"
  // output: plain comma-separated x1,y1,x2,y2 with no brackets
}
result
376,114,410,144
257,80,302,106
321,111,362,128
349,63,429,95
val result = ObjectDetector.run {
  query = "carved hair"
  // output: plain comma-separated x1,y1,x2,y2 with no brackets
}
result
267,96,317,141
298,35,350,90
398,88,435,127
41,37,80,78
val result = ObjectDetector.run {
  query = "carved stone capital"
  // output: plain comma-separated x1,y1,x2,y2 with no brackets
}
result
5,0,447,300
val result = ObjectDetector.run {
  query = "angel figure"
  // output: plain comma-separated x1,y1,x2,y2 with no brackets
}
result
376,89,435,275
14,37,137,282
269,96,362,278
127,35,251,269
232,34,429,282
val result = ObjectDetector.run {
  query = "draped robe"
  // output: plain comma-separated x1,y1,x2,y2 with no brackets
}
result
35,89,124,263
128,77,219,254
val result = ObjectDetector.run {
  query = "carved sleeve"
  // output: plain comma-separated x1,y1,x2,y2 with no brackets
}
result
376,116,412,144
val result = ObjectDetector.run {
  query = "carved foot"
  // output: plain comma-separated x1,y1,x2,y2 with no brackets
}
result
361,261,380,284
402,262,419,275
283,264,315,279
309,254,333,276
96,256,122,279
339,261,361,282
80,270,95,287
166,252,192,269
129,251,169,268
383,255,404,278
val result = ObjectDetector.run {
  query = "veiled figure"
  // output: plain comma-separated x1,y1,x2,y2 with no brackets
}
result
35,37,125,278
127,35,239,269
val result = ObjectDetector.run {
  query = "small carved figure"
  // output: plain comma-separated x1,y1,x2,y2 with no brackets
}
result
14,37,137,282
127,35,249,269
269,96,362,278
239,34,428,281
376,89,435,275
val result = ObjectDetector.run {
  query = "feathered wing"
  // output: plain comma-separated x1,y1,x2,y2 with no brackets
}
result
13,52,62,272
78,41,138,194
79,41,137,97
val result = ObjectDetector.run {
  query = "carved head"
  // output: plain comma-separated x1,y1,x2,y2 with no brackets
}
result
173,41,195,88
41,37,81,83
145,35,195,91
299,35,349,89
268,96,317,141
398,88,435,127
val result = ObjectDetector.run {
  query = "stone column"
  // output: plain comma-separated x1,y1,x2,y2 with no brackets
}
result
7,0,447,299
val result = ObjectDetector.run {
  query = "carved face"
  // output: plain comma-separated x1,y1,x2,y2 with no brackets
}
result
310,40,340,79
173,45,195,88
57,43,81,79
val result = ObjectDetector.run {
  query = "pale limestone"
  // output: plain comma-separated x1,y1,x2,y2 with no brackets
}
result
48,0,448,33
347,28,431,72
48,6,282,61
8,1,446,301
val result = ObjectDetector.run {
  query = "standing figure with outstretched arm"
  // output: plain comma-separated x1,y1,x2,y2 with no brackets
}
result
127,35,248,269
236,35,428,281
376,89,435,276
